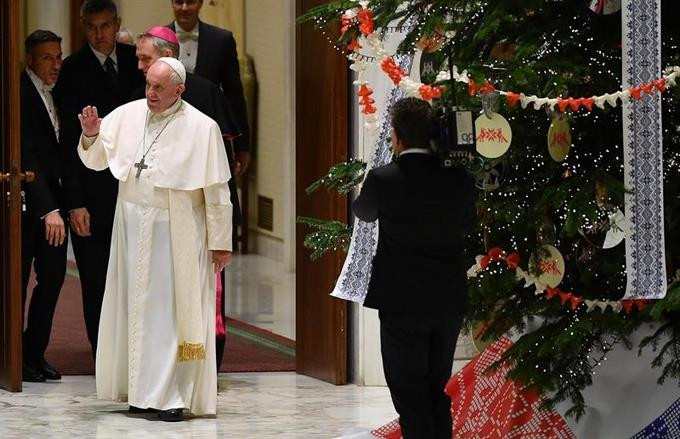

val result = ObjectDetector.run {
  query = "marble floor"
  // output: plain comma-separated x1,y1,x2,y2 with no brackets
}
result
0,373,397,439
6,254,473,438
224,254,296,340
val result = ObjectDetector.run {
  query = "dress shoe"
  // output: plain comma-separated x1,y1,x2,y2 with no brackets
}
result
159,408,184,422
40,360,61,380
129,406,158,414
22,362,46,382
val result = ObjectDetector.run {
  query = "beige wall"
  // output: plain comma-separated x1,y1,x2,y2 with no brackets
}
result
117,0,241,45
245,0,295,267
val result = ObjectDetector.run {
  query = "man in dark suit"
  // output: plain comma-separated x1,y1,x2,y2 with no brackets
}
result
20,30,67,383
167,0,251,176
53,0,144,358
353,98,477,438
133,26,242,372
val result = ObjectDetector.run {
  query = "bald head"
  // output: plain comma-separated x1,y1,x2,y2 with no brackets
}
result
145,60,185,113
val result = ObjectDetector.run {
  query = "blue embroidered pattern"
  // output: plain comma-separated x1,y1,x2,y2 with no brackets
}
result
622,0,667,299
631,397,680,438
332,54,413,303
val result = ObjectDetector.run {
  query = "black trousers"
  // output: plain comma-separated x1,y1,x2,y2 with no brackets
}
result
21,214,68,364
70,220,113,358
379,311,463,439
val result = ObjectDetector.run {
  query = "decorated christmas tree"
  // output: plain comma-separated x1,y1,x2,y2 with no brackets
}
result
299,0,680,419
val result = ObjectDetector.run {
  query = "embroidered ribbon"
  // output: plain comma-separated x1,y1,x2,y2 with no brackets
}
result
621,0,667,299
330,54,413,303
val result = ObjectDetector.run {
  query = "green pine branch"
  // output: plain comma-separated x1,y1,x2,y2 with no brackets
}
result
306,159,367,195
297,216,351,261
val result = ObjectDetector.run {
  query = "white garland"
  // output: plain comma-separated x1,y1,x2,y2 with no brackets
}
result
467,258,624,313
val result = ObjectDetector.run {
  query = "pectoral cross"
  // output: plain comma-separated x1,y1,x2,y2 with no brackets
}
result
134,157,149,179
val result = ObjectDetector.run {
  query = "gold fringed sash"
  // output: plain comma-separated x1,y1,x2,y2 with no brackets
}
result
168,190,206,363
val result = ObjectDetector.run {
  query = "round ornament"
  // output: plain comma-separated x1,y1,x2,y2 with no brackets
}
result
475,113,512,159
585,0,621,15
547,116,572,162
417,51,439,84
578,207,626,249
529,244,566,288
475,159,506,192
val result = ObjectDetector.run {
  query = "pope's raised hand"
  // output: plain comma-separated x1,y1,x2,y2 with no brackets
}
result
78,105,101,137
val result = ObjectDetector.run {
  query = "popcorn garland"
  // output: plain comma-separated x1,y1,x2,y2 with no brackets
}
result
467,247,652,314
342,3,444,136
339,4,680,126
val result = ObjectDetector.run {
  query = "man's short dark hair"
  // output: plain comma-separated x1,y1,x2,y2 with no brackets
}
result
25,30,62,55
390,97,436,150
80,0,118,18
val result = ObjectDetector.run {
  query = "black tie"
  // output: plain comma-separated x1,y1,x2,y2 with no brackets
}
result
104,56,118,87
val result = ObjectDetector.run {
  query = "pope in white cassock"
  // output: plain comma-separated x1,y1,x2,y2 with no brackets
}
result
77,57,232,422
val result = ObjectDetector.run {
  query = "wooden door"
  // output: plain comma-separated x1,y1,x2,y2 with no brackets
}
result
295,0,349,384
0,0,24,392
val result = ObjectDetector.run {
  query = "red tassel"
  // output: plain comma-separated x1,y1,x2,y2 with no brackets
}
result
569,98,582,112
558,291,571,306
505,92,521,107
506,252,520,269
546,287,560,300
569,296,584,310
557,98,570,113
582,97,594,112
641,83,655,95
488,247,505,260
468,79,480,96
629,86,643,100
357,84,373,96
480,80,496,95
653,78,667,93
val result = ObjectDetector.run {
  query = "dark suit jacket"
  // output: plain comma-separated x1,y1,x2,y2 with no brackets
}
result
53,43,144,228
353,152,477,316
167,20,250,153
20,71,64,220
132,72,242,222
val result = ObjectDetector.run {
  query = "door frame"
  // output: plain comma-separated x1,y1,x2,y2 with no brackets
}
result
295,0,349,384
1,0,24,393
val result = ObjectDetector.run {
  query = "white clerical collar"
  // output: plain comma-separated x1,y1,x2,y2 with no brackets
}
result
149,98,183,121
26,67,55,92
398,148,431,157
174,20,199,37
89,44,118,68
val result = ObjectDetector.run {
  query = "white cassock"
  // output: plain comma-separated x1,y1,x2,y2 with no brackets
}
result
78,98,232,415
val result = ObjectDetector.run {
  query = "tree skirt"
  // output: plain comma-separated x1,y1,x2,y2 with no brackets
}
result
371,326,680,438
